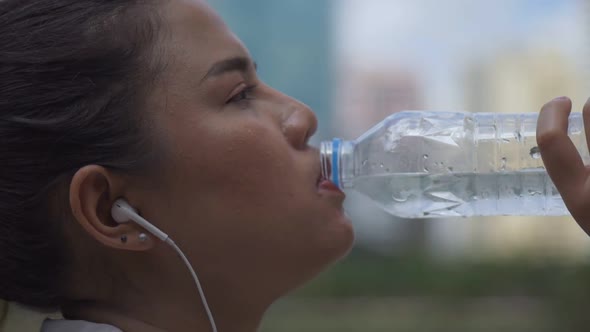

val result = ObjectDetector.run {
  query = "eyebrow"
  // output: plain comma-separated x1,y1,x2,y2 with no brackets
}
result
201,56,257,82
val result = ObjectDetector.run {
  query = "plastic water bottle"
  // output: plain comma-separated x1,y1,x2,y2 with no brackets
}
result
320,111,589,218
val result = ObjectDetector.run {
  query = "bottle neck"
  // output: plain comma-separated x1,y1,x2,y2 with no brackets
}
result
320,139,355,189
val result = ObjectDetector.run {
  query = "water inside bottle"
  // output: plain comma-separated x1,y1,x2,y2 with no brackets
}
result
352,170,567,218
335,111,589,218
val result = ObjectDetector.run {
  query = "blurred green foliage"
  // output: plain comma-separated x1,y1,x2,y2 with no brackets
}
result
260,249,590,332
296,249,590,299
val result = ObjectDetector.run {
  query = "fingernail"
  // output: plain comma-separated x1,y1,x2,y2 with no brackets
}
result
553,96,569,101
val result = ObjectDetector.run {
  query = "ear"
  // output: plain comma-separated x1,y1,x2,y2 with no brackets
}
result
69,165,155,251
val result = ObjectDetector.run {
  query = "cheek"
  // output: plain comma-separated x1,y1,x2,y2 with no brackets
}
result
165,124,311,264
171,120,297,215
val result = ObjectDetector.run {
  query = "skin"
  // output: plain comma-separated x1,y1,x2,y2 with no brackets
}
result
64,1,354,331
537,96,590,236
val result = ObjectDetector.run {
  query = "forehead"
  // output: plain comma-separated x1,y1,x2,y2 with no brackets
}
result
160,0,250,76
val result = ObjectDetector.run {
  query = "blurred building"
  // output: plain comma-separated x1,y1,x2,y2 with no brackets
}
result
457,49,590,259
334,66,424,138
464,50,585,114
210,0,334,141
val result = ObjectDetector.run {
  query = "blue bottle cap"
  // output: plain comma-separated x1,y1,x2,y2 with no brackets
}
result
332,138,341,188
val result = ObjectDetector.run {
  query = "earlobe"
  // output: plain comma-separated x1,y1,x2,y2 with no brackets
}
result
68,165,155,251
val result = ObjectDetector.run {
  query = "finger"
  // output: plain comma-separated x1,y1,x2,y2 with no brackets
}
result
537,97,587,204
583,97,590,150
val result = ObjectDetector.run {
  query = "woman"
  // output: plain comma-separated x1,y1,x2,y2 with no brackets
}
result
1,1,589,332
0,0,353,331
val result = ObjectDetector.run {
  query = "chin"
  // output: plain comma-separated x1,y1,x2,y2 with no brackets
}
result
262,234,355,306
321,214,355,259
301,222,355,280
324,227,354,264
267,213,355,297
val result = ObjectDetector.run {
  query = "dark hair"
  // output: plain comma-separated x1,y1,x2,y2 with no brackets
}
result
0,0,162,308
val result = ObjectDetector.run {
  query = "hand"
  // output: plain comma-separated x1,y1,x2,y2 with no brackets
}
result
537,96,590,235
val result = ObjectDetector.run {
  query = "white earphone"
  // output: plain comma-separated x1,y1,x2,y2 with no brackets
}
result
111,199,169,242
111,199,218,332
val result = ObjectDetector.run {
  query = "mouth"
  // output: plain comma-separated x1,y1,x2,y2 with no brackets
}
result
314,157,344,195
315,170,324,187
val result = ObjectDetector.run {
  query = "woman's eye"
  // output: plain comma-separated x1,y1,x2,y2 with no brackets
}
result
228,85,256,104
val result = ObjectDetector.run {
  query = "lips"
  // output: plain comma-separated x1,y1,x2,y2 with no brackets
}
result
315,166,344,195
316,171,323,187
313,150,344,196
318,179,343,192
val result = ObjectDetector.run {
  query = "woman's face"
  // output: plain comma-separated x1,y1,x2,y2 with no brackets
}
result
130,0,354,299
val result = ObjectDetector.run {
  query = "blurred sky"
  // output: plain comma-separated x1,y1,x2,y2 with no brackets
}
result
336,0,586,109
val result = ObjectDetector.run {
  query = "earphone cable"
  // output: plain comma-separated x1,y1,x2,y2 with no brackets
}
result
165,238,218,332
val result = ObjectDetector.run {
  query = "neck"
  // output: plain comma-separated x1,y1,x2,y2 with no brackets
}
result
62,256,271,332
62,240,279,331
63,287,268,332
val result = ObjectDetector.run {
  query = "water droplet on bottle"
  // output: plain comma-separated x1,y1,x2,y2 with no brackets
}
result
423,166,429,172
569,123,582,135
528,189,542,196
362,160,369,167
392,190,411,203
530,146,541,159
379,163,385,168
447,167,454,173
392,194,409,203
500,157,507,170
423,154,429,160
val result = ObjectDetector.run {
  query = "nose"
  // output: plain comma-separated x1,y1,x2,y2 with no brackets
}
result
282,98,318,150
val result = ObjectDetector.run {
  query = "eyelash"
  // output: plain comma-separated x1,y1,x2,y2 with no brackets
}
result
228,85,257,104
